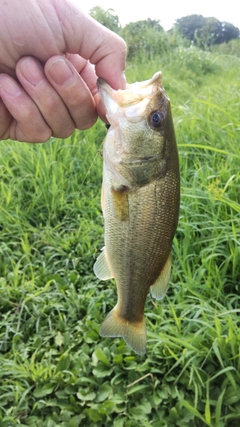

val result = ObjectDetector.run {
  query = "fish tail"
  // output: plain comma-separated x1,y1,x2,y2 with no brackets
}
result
100,306,146,356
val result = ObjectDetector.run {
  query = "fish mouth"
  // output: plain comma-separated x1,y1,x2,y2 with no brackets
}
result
97,72,163,109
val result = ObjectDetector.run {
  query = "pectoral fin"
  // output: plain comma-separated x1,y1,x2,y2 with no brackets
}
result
150,254,171,300
93,247,114,280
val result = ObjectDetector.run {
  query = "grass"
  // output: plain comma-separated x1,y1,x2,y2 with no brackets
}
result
0,45,240,426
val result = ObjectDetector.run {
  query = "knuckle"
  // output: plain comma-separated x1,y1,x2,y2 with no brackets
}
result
19,125,52,143
119,35,127,53
19,103,37,123
39,94,59,113
76,114,97,130
34,128,52,143
53,123,75,139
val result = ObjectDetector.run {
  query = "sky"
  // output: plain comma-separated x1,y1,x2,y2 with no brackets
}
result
78,0,240,31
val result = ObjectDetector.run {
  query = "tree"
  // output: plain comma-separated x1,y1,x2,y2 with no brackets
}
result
216,21,239,44
89,6,121,34
175,15,206,42
196,17,222,47
120,19,166,60
174,14,239,46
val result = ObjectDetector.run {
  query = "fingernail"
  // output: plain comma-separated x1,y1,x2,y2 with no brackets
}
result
48,58,74,86
0,77,21,96
20,57,45,86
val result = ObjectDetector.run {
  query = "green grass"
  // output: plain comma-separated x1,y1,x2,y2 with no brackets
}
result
0,46,240,426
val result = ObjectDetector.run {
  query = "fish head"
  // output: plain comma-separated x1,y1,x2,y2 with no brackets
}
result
98,72,175,187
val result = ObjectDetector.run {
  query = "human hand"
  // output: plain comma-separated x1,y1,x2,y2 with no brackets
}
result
0,0,126,142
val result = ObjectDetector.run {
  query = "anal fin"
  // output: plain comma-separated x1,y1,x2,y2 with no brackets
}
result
150,254,171,300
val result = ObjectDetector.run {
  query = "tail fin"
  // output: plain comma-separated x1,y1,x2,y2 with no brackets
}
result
100,306,146,356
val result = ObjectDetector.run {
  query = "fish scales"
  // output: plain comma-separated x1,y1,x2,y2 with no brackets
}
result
105,179,177,316
94,72,180,355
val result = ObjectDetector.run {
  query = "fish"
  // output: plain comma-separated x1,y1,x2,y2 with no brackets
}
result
94,72,180,356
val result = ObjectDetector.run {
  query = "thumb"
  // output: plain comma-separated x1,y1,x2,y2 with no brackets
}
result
53,1,126,90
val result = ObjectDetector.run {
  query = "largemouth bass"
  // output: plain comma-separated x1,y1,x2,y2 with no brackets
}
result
94,72,180,355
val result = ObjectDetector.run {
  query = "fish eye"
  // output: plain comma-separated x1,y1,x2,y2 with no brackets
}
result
148,111,165,129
